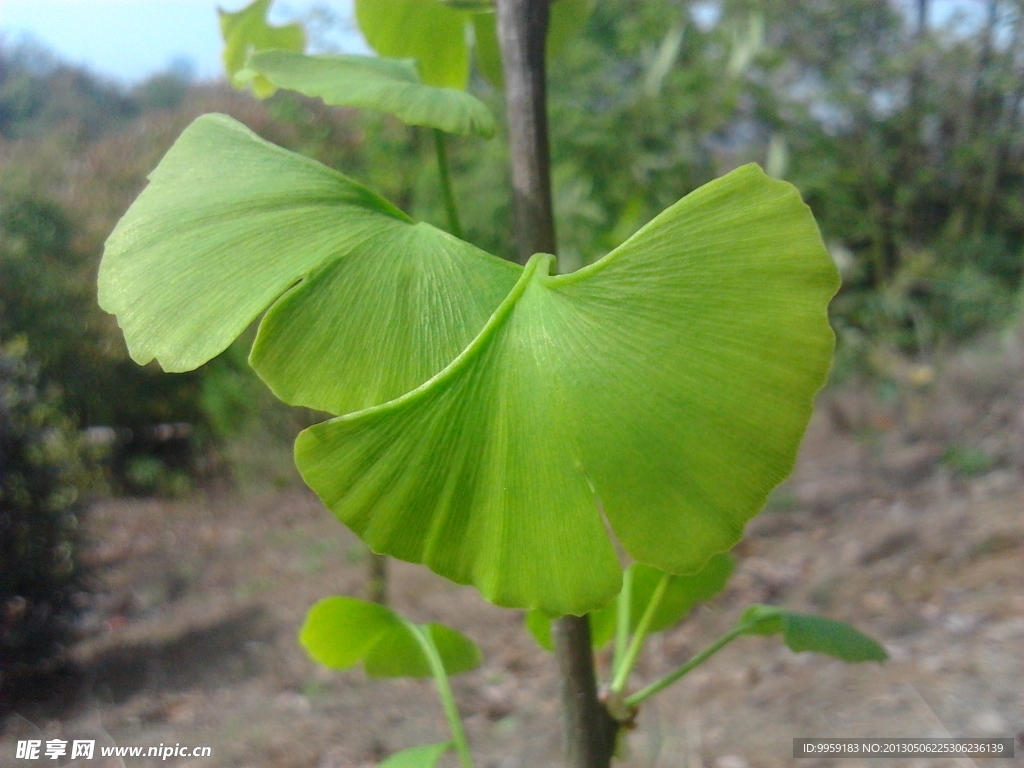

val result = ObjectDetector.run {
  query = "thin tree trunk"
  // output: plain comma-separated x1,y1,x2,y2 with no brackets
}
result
495,1,618,765
497,0,557,262
367,551,388,604
552,615,619,766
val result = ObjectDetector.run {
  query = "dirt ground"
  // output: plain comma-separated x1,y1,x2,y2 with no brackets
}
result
2,330,1023,768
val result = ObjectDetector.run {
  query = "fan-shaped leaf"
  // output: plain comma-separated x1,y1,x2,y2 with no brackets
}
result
356,0,470,89
297,164,839,615
739,605,888,662
219,0,305,98
246,51,495,138
365,622,482,677
300,597,482,677
300,596,398,669
379,743,452,768
98,114,519,414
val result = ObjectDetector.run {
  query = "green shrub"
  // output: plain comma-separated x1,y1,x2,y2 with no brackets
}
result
0,339,93,671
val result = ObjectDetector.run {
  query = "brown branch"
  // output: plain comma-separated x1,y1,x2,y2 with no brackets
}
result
497,0,557,263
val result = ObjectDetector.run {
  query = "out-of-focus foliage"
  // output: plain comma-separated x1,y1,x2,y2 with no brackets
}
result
0,339,94,671
535,0,1024,356
2,0,1023,493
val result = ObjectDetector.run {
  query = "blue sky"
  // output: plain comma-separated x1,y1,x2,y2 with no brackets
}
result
0,0,366,84
0,0,985,86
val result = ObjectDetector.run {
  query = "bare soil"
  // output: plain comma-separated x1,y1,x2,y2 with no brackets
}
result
2,332,1023,768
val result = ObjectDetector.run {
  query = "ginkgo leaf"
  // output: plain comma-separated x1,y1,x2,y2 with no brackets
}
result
739,605,888,662
365,622,482,677
246,51,495,137
300,596,482,677
356,0,470,89
98,113,520,414
379,742,453,768
526,554,732,651
296,164,839,616
219,0,305,98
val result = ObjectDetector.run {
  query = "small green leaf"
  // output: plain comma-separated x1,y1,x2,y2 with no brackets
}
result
99,114,519,414
365,622,481,678
247,51,495,137
297,164,838,615
301,596,398,669
739,605,888,662
427,623,483,675
219,0,305,98
355,0,470,89
379,742,453,768
300,597,482,677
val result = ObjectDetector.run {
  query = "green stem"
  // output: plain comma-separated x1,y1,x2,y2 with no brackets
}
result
406,620,474,768
624,625,746,709
611,567,633,681
610,572,669,694
433,129,463,239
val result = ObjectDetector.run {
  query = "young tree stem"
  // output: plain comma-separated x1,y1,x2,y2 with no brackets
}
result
552,615,619,767
433,129,464,239
497,0,556,263
497,2,616,765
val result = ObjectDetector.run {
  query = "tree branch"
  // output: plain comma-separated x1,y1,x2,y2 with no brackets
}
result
497,0,557,263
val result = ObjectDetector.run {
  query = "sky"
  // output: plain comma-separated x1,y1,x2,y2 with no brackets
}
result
0,0,366,84
0,0,987,86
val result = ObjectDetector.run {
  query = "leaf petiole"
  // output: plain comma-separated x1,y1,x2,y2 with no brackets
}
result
610,571,669,694
624,624,747,708
404,619,475,768
611,565,633,680
433,128,464,239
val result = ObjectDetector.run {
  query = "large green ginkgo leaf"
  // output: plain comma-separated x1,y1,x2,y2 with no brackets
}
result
98,114,520,414
301,596,481,677
296,165,839,615
245,51,495,138
356,0,470,89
